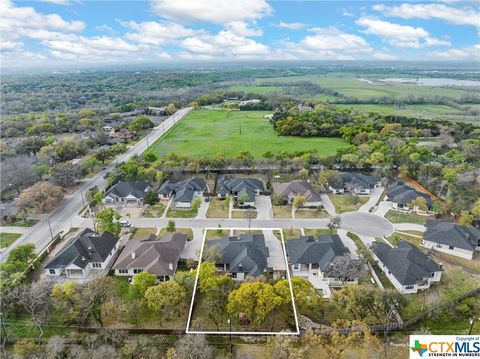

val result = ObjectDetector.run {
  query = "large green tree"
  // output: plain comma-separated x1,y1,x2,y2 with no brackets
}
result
95,207,121,236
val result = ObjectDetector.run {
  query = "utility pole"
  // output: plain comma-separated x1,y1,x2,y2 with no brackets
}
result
80,191,86,208
47,219,54,242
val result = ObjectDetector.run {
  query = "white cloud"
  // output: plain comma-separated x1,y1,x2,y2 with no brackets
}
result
225,21,263,37
121,20,195,46
180,30,270,59
373,3,479,28
372,52,397,60
356,17,451,48
282,27,372,60
38,0,72,4
151,0,272,24
276,21,306,30
430,44,480,60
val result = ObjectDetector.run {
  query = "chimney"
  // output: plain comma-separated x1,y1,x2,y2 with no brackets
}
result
131,252,136,259
169,262,173,271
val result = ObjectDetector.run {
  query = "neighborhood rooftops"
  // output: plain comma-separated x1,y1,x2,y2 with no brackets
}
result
106,180,149,200
45,229,119,270
339,172,380,190
371,241,442,285
217,176,264,203
113,233,187,277
207,234,269,277
424,220,480,252
273,180,322,203
286,234,350,270
158,178,207,203
386,181,433,207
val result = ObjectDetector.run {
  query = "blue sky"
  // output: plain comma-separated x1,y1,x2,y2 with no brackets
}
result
1,0,479,67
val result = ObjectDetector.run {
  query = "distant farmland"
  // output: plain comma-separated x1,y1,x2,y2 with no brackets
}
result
148,110,347,158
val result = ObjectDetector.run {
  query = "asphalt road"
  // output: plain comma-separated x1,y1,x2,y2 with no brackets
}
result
0,108,192,262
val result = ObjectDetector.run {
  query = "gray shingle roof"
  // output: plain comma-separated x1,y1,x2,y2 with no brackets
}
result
207,234,269,276
286,234,350,270
45,229,119,270
106,180,149,200
113,233,187,276
424,220,480,251
372,241,442,285
340,172,380,190
158,178,207,203
273,180,322,202
217,176,264,202
386,181,433,207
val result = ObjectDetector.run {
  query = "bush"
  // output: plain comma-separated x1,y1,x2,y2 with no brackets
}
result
144,191,159,205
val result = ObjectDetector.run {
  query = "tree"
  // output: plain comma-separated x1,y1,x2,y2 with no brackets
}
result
324,256,364,284
129,272,157,299
292,193,307,211
471,199,480,222
166,220,176,232
173,335,212,359
144,191,159,205
1,155,36,194
0,244,37,288
238,192,250,206
51,163,83,188
15,137,47,156
414,196,428,212
95,208,121,236
165,103,176,115
78,108,96,119
129,116,153,132
458,211,474,227
318,170,342,189
7,281,52,337
328,216,341,232
262,150,274,160
95,149,112,164
192,197,202,212
82,157,101,174
269,334,305,359
78,277,112,327
17,182,64,213
143,152,157,163
51,280,80,323
144,280,185,319
274,277,320,315
298,168,309,180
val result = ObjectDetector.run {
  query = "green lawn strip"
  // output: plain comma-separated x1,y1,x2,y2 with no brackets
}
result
273,205,292,219
371,264,395,290
233,229,263,237
2,219,38,227
328,195,369,214
206,197,229,218
304,228,337,236
167,207,198,218
205,229,229,241
130,227,157,240
143,203,166,217
0,232,22,248
400,262,480,320
384,210,432,225
295,208,330,219
158,228,194,241
386,232,423,248
231,210,257,219
148,109,347,158
281,228,303,241
346,232,371,261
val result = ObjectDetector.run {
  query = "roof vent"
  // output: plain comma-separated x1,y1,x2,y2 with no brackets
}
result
168,262,173,271
131,252,136,259
88,246,92,250
81,256,86,261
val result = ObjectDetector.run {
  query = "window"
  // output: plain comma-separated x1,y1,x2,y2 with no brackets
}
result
49,269,56,275
293,264,300,270
133,269,143,274
92,263,102,268
436,243,442,248
232,273,237,279
118,269,128,274
449,245,454,250
405,284,415,290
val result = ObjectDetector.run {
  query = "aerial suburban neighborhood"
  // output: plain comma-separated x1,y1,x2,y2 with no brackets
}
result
1,0,479,358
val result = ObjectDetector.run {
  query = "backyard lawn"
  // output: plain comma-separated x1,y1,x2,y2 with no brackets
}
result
385,210,432,225
206,198,229,218
329,195,369,213
148,110,347,158
0,232,22,248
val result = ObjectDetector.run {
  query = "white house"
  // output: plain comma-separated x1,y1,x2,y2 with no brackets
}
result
371,241,443,294
157,178,207,208
216,176,264,207
104,180,150,204
44,229,120,280
422,220,480,260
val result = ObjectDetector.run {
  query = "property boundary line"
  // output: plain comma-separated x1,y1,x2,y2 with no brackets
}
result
185,227,300,336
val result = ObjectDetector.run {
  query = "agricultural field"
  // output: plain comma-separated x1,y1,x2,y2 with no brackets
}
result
148,110,347,158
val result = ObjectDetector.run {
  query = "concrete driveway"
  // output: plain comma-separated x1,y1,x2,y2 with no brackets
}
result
393,223,426,232
182,228,205,260
339,212,394,237
374,201,393,217
358,187,384,213
256,195,273,219
337,229,359,259
263,230,287,270
320,193,337,216
196,197,209,219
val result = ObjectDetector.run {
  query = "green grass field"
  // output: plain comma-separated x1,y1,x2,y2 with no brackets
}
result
0,232,22,248
148,110,347,158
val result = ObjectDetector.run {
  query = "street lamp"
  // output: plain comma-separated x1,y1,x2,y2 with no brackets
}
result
227,317,232,353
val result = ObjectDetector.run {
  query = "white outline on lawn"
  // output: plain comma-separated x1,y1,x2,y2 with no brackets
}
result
186,227,300,335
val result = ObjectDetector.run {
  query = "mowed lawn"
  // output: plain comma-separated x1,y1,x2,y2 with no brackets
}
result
148,110,347,158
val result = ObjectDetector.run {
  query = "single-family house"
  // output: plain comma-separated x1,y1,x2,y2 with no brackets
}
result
45,228,120,280
158,178,207,208
371,241,442,294
109,131,136,142
207,234,270,280
286,235,359,296
104,180,150,204
328,172,381,195
102,125,114,132
112,233,187,281
217,176,264,207
272,180,322,207
385,181,433,212
422,220,480,260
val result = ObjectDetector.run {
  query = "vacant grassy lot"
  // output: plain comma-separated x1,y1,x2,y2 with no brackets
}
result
295,208,330,219
329,195,369,213
231,210,257,219
0,232,22,248
206,197,229,218
385,210,432,225
158,227,194,241
167,207,198,218
130,227,157,240
148,110,347,158
273,205,292,219
143,203,166,217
